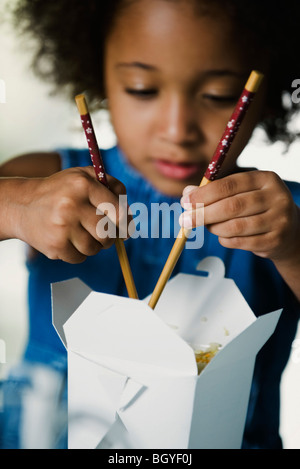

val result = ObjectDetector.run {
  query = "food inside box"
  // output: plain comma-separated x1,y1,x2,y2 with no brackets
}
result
192,343,222,374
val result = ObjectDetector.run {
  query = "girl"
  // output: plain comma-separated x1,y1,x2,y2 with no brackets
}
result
1,0,299,449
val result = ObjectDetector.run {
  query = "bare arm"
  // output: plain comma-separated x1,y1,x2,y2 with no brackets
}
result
272,206,300,303
0,152,62,240
0,152,128,263
0,152,62,178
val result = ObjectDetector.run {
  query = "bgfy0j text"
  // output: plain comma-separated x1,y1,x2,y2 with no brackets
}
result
108,452,192,466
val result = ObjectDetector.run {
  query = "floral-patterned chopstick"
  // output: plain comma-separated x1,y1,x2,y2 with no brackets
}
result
75,94,138,299
148,70,264,309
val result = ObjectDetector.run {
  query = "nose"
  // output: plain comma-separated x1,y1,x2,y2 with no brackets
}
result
157,94,201,146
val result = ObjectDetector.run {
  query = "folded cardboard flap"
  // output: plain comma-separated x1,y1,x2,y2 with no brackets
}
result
188,351,255,449
117,374,196,449
62,291,198,378
150,257,255,348
51,277,92,348
67,350,129,449
187,309,282,449
199,309,282,374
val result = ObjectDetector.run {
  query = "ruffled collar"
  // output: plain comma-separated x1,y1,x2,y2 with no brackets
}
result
104,146,181,206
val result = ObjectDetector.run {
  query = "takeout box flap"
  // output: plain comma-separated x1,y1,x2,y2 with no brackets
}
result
67,353,196,449
198,308,282,375
67,350,129,449
116,374,196,449
51,278,92,348
63,291,198,379
149,256,256,348
187,308,282,449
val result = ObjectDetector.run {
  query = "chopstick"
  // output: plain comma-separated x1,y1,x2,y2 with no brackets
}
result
75,94,139,299
148,70,264,309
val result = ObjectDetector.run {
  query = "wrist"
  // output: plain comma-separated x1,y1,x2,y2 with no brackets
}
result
271,210,300,301
271,205,300,263
0,177,38,241
273,245,300,271
272,248,300,303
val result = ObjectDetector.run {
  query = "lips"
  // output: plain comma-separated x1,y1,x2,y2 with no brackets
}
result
153,158,203,180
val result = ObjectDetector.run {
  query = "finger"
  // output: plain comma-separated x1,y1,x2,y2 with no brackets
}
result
207,212,271,238
203,190,269,225
182,185,198,196
180,190,269,229
81,166,126,203
181,171,265,208
48,239,88,264
85,173,130,231
106,175,127,197
179,206,204,229
70,224,104,257
218,231,275,255
76,202,117,248
77,167,131,235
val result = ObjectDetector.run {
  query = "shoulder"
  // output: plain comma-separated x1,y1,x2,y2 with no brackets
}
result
0,152,61,177
57,146,118,171
57,147,91,170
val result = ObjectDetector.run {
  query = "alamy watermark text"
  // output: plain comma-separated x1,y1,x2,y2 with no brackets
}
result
96,196,204,249
291,79,300,104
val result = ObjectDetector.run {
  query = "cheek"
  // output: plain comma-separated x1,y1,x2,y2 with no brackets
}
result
203,111,235,154
109,102,134,140
230,91,267,158
109,99,154,150
109,108,146,168
205,88,266,164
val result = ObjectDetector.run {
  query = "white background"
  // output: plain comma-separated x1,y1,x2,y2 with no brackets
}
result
0,2,299,448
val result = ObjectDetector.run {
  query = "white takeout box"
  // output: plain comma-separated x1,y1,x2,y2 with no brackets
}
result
52,256,281,449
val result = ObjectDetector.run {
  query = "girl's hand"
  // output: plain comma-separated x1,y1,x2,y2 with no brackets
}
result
14,166,130,263
180,170,300,262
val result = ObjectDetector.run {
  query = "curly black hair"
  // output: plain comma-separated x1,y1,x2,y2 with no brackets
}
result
9,0,300,144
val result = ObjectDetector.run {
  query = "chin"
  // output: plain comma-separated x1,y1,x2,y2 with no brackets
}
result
159,174,203,198
152,179,188,198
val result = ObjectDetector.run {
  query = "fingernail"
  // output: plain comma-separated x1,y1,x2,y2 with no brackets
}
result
179,212,193,229
182,185,198,196
180,194,190,207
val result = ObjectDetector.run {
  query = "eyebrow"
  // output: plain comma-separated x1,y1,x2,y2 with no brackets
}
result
115,62,248,79
116,61,158,71
202,69,249,79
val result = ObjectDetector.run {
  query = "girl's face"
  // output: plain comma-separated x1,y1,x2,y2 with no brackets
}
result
104,0,267,197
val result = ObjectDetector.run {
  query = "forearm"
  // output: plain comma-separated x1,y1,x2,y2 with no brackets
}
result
0,166,124,264
0,152,62,242
272,203,300,303
0,151,62,240
273,249,300,303
0,177,33,241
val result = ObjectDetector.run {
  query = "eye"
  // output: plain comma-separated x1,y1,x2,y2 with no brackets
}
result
202,94,239,106
125,88,158,99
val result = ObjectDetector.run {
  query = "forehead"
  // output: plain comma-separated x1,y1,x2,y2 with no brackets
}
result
106,0,249,73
